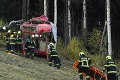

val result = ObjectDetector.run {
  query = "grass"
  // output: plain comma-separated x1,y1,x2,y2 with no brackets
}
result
0,51,79,80
0,36,119,80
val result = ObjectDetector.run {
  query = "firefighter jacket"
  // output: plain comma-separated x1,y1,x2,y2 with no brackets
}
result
28,40,35,49
17,35,22,44
78,55,91,68
10,34,16,44
48,46,58,56
103,59,117,74
4,34,10,44
25,37,30,43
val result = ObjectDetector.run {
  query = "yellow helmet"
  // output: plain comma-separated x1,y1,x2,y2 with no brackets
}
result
49,42,54,47
13,31,17,34
7,30,12,33
18,31,21,34
79,52,84,56
106,55,111,60
31,35,35,38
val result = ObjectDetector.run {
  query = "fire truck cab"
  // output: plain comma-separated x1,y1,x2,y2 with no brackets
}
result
21,15,57,58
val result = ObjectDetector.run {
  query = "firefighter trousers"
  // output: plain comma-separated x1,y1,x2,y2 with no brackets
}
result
49,56,60,69
78,67,90,80
6,43,10,52
107,73,117,80
16,44,22,53
10,44,15,52
26,48,35,58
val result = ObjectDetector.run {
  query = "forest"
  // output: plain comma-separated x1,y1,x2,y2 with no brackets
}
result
0,0,120,59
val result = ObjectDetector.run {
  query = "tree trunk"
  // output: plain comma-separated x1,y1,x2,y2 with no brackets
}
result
106,0,112,56
26,0,30,20
82,0,87,44
64,0,68,47
22,0,26,21
64,0,71,46
44,0,47,16
68,0,71,42
54,0,57,25
54,0,57,48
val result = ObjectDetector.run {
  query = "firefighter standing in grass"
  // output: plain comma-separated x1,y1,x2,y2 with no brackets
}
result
48,42,60,69
4,30,11,52
77,52,91,80
26,35,35,59
13,31,17,52
25,35,30,48
16,31,22,53
102,55,117,80
9,32,16,53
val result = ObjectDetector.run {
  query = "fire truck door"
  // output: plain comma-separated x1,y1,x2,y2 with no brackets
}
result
39,36,47,52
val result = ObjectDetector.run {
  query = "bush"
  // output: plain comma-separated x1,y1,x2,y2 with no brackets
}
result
0,18,7,26
89,53,106,68
87,28,102,54
0,19,4,26
0,32,5,40
65,37,87,60
0,32,6,48
56,38,65,58
116,62,120,76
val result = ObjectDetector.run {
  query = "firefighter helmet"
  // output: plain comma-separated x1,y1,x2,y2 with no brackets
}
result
7,30,12,33
79,52,84,56
106,55,111,60
49,42,54,47
31,35,35,38
13,31,17,34
18,31,21,34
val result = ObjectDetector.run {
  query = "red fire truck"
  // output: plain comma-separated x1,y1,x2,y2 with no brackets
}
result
21,15,57,58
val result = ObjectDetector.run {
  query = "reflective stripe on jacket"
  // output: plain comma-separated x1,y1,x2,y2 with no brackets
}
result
49,46,58,56
5,37,10,43
17,35,22,44
28,41,35,48
79,55,91,67
103,60,117,74
10,37,16,44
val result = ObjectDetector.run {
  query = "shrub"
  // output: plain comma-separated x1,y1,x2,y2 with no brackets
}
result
0,32,6,48
89,53,106,68
0,18,7,26
65,37,87,60
0,32,6,40
0,19,5,26
56,38,65,58
57,37,87,60
116,61,120,75
87,28,102,54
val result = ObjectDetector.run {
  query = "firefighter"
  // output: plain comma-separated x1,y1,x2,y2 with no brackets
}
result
25,35,30,48
48,42,60,69
13,31,17,52
26,35,35,59
77,52,91,80
4,30,11,52
102,55,117,80
9,32,16,53
16,31,22,53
